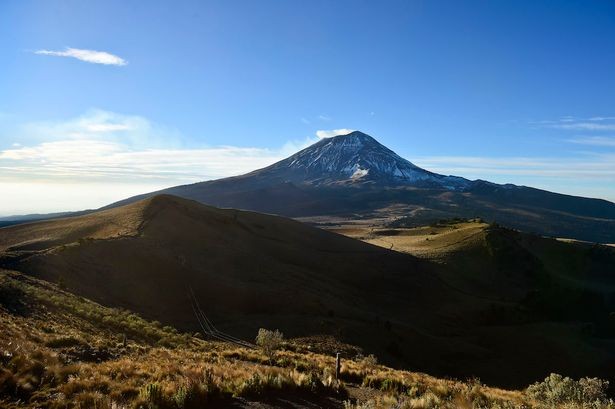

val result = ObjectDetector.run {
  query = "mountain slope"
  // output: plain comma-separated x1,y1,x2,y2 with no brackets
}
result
4,131,615,243
335,219,615,302
1,195,615,387
249,131,470,188
1,269,557,409
105,131,615,243
0,195,463,371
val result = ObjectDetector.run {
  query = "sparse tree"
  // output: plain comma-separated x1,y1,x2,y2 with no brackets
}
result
255,328,284,359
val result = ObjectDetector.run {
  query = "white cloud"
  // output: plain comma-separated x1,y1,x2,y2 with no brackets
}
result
0,140,289,215
315,129,355,139
0,140,283,181
413,154,615,181
318,114,332,121
0,182,164,216
536,116,615,131
568,136,615,147
3,110,615,215
34,47,127,66
553,122,615,131
413,154,615,202
20,109,175,147
0,110,318,215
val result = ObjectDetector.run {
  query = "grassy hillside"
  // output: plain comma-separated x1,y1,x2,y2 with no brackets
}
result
0,196,466,378
2,269,613,409
1,196,615,389
330,219,615,385
333,219,615,323
333,219,615,309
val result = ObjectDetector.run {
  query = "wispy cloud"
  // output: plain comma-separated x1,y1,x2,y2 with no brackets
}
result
19,109,176,148
413,154,615,183
318,114,332,121
536,116,615,131
0,110,321,209
589,116,615,121
0,110,314,184
552,122,615,131
568,136,615,147
413,154,615,202
0,140,283,181
34,47,127,66
3,110,615,214
315,129,355,139
0,110,323,215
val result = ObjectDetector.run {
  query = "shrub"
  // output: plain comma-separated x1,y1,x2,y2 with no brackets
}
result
255,328,284,359
139,383,170,408
526,373,609,405
300,371,325,393
173,380,210,409
238,373,278,396
379,378,405,393
361,354,378,367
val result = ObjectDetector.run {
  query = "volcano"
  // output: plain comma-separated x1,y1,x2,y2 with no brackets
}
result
248,131,470,188
105,131,615,243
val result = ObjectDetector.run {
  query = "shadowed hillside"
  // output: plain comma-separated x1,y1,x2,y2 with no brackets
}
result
1,196,615,388
0,195,460,372
7,269,609,409
334,219,615,303
334,219,615,336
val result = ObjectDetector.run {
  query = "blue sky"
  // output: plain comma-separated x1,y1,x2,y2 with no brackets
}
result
1,0,615,215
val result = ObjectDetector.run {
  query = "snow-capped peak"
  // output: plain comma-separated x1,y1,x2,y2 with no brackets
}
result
260,131,470,189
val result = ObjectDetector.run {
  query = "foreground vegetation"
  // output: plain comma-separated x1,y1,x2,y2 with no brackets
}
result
1,269,613,408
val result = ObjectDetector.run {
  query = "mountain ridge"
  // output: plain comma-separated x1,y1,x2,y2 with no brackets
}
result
3,130,615,243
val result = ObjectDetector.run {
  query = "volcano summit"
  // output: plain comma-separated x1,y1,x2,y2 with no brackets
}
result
254,131,470,189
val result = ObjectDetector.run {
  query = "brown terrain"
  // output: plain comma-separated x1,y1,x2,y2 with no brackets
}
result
1,194,615,392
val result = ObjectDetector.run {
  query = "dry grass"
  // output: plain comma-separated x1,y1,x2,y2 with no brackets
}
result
329,219,488,260
1,269,613,409
0,270,346,408
0,196,148,252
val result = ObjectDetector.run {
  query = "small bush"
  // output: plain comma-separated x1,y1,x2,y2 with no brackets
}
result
255,328,284,359
300,371,325,393
139,382,169,408
361,354,378,367
527,373,609,405
237,373,282,396
173,380,210,409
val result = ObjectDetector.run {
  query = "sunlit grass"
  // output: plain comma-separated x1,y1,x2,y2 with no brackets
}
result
1,270,613,408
